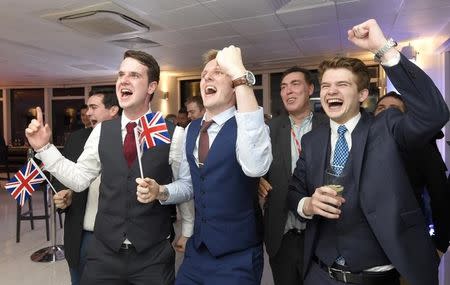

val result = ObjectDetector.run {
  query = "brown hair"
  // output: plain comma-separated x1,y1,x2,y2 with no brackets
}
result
318,57,370,92
185,95,204,110
202,49,218,66
123,50,160,84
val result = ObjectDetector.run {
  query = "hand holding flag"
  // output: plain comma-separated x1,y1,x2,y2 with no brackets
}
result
134,111,172,178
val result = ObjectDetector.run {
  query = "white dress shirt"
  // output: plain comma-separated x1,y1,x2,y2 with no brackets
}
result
170,126,194,237
164,106,272,204
36,110,192,198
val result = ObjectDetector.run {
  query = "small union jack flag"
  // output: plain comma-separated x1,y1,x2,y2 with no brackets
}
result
137,112,171,152
4,159,46,207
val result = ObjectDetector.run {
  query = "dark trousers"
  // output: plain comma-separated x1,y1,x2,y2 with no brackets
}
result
269,230,304,285
80,235,175,285
305,261,400,285
176,238,263,285
69,230,93,285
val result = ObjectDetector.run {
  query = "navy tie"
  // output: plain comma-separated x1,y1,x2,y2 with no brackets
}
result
332,125,349,175
332,125,349,266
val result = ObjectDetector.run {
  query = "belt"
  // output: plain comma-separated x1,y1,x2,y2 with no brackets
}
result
312,256,399,284
286,228,305,235
120,243,135,250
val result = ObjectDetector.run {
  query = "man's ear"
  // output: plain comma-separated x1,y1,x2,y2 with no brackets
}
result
308,83,314,97
147,81,158,98
358,88,369,103
110,106,120,117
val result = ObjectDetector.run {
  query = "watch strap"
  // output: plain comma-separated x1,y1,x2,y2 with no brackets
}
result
374,38,397,62
232,75,248,88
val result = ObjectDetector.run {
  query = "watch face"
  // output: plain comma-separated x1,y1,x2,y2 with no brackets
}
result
245,71,256,86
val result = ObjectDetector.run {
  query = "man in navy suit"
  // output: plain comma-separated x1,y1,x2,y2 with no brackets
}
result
287,19,449,285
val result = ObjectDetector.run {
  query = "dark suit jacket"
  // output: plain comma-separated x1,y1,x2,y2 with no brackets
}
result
403,140,450,253
287,54,449,285
263,112,327,257
0,136,7,163
53,127,92,268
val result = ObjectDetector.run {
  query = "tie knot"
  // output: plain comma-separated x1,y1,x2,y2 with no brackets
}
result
200,120,214,133
337,125,347,135
126,122,137,134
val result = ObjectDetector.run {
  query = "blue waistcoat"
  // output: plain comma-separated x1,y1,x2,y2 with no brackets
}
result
186,117,262,257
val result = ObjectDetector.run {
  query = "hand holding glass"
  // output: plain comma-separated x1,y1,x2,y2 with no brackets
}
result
324,170,345,197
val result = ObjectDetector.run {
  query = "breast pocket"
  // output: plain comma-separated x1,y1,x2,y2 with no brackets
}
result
400,209,423,229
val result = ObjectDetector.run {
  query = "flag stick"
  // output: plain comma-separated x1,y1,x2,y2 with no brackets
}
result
134,127,144,179
29,158,57,194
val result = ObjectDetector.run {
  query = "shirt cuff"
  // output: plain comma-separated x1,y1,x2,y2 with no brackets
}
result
381,51,401,67
181,223,194,237
235,107,265,130
298,198,313,219
160,184,179,204
35,144,63,169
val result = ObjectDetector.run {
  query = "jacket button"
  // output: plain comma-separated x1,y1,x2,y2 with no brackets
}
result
201,190,205,195
201,218,206,222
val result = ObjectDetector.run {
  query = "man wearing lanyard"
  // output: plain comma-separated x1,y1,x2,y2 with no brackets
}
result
259,66,327,285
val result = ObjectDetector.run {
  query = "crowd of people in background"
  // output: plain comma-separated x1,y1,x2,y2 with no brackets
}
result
18,18,450,285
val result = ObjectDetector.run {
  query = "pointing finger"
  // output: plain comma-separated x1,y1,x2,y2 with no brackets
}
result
36,107,44,125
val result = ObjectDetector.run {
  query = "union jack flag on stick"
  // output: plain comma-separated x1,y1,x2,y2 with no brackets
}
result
4,158,49,207
134,112,171,178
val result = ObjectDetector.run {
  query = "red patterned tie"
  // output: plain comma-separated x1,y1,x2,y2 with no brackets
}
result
123,122,137,167
198,120,214,166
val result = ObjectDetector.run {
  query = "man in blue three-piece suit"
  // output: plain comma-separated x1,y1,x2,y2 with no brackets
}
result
136,45,272,284
287,19,449,285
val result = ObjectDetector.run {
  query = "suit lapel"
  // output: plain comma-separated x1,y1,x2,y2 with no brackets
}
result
350,111,371,192
313,126,330,187
279,116,292,176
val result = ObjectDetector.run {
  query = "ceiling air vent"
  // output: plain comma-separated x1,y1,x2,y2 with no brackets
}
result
109,37,161,49
58,10,149,38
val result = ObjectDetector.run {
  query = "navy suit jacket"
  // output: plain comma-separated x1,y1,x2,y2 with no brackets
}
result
287,54,449,285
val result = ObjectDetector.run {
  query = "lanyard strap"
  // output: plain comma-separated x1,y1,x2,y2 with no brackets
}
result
291,127,301,156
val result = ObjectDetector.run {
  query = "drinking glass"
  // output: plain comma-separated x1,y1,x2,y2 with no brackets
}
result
324,170,345,197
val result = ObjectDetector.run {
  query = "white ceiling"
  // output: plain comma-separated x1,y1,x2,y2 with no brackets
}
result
0,0,449,85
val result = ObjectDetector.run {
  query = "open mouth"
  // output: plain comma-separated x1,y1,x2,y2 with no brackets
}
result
204,85,217,95
286,97,296,104
327,98,343,109
120,88,133,98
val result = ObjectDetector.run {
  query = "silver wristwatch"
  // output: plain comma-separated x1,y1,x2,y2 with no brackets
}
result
158,186,170,202
374,38,398,62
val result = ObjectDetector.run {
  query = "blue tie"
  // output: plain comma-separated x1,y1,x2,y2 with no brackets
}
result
332,125,349,175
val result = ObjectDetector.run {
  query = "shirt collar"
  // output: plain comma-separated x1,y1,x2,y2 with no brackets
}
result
121,108,152,130
289,112,313,128
329,112,361,135
201,106,236,126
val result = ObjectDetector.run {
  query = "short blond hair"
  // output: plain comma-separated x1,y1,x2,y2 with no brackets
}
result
202,49,218,66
